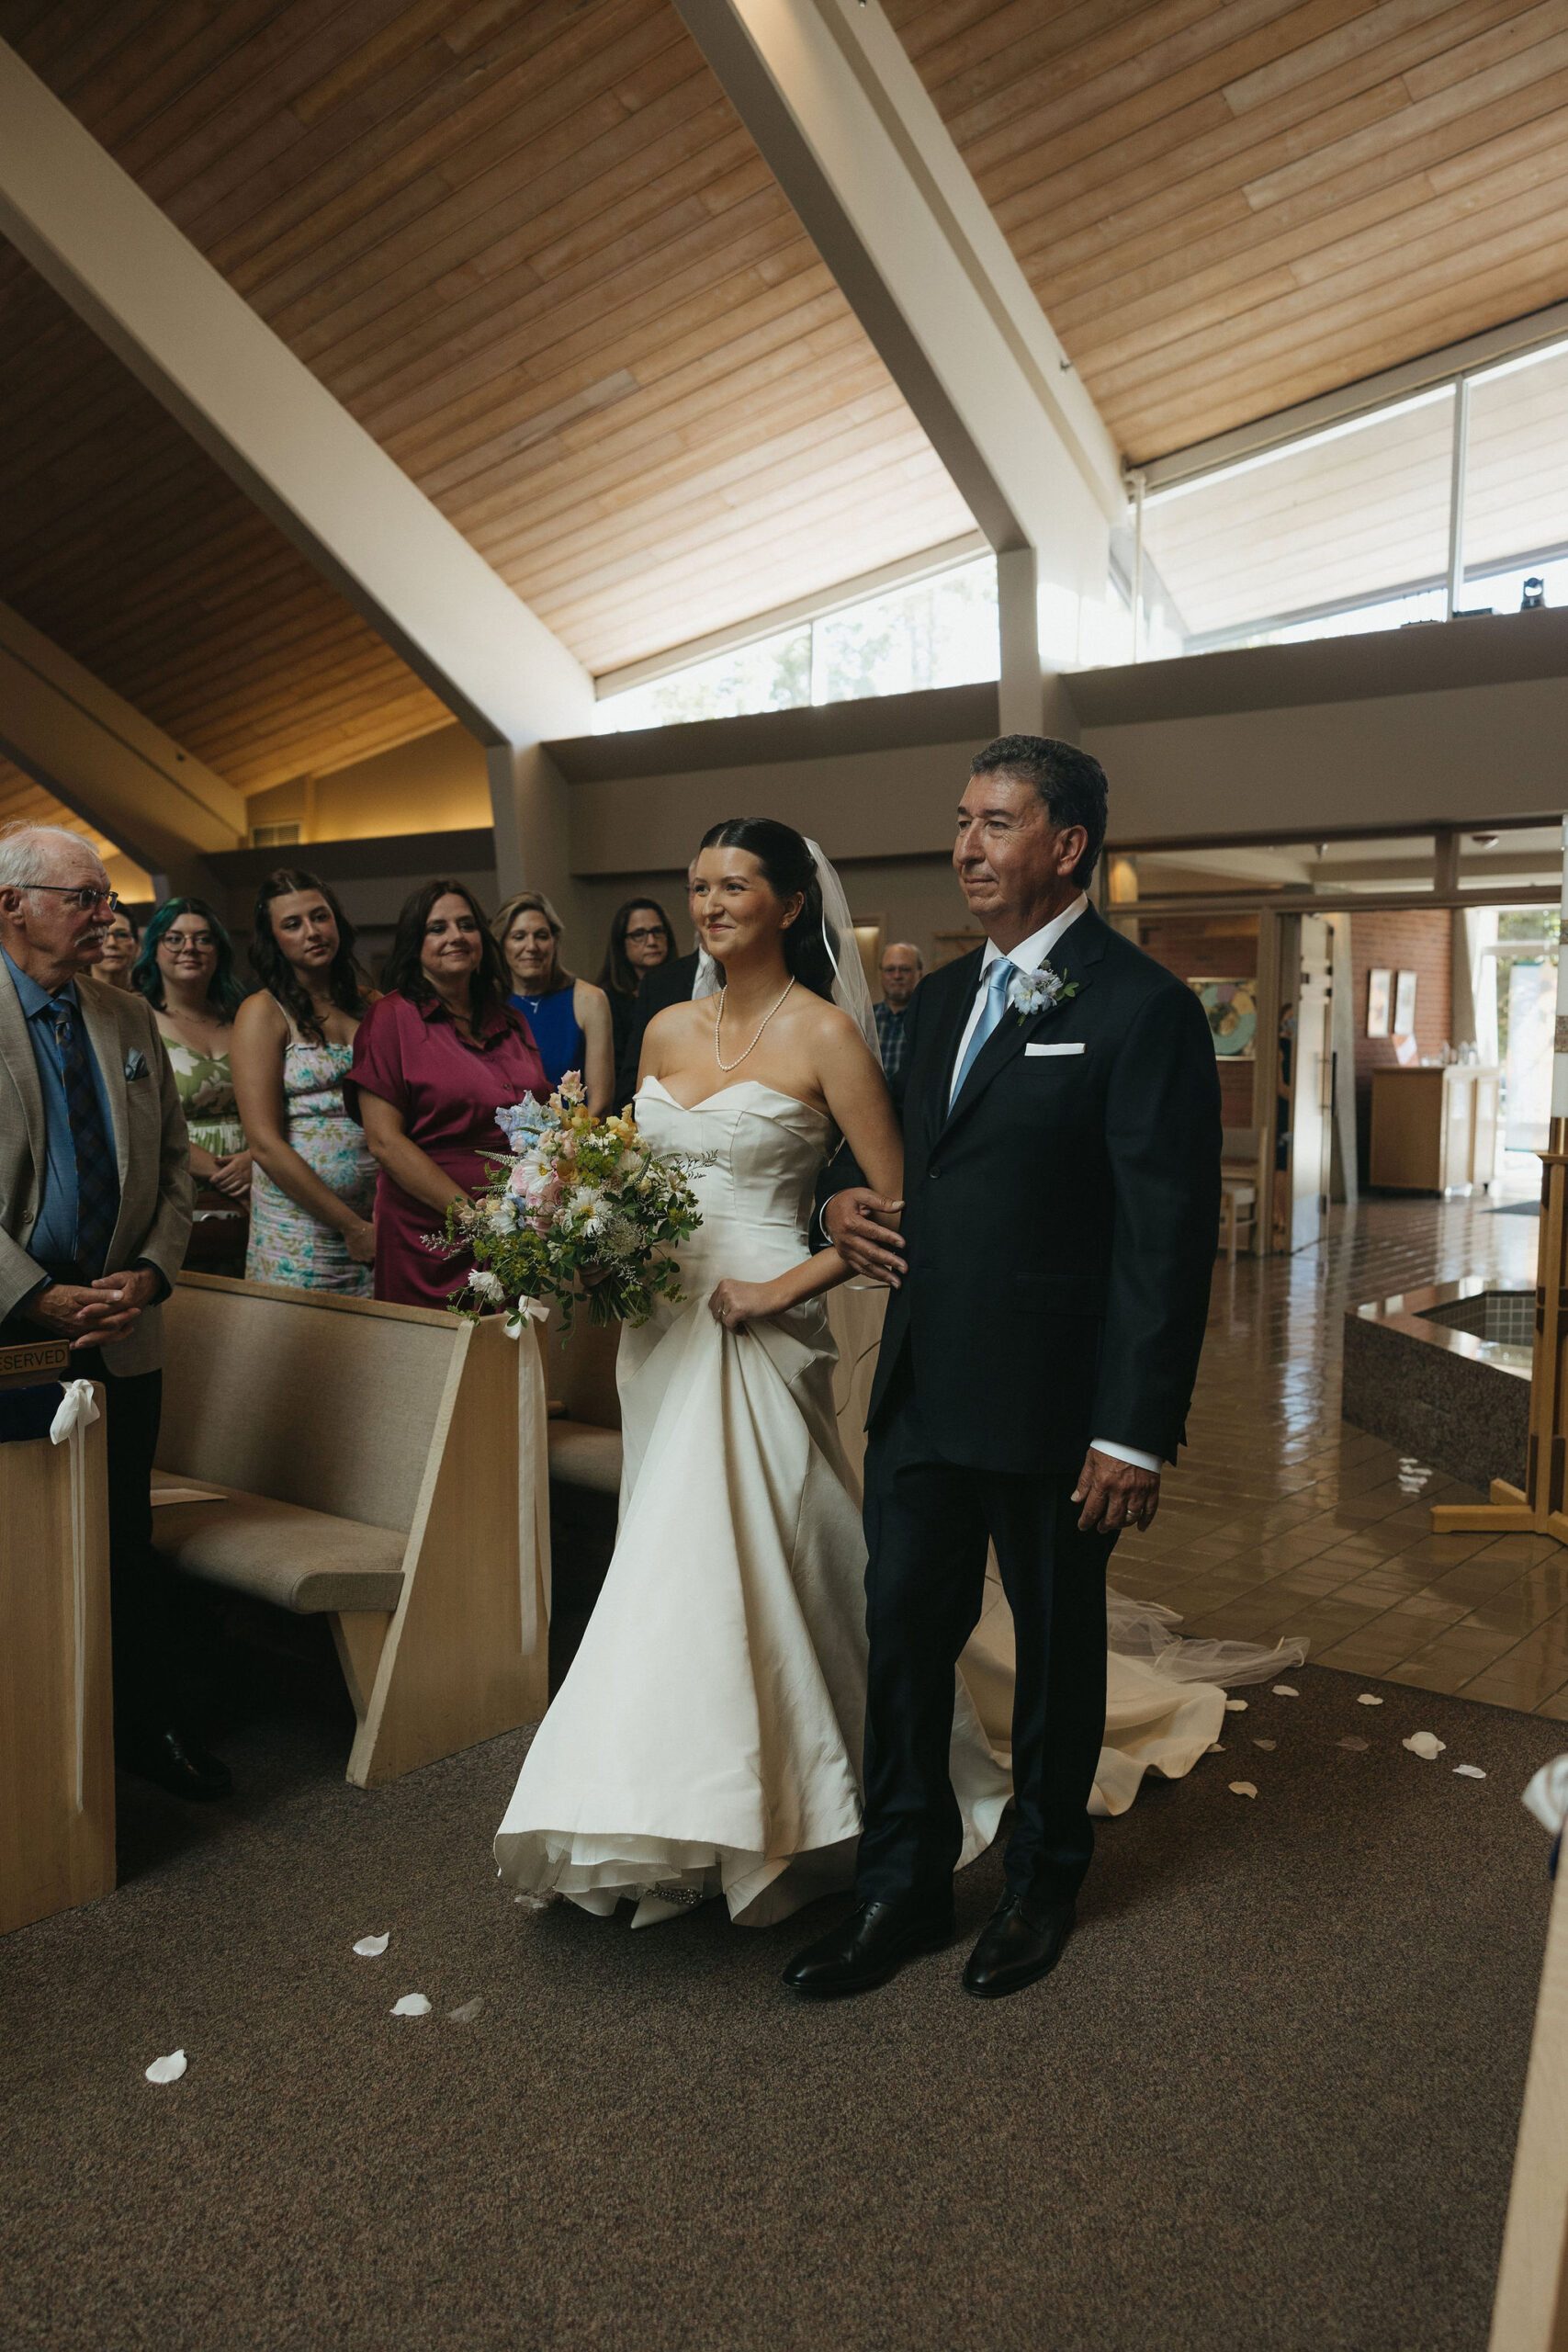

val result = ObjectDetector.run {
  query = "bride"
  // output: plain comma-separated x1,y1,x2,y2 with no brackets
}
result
494,818,1296,1929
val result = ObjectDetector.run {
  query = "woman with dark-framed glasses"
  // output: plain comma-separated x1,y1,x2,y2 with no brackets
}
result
96,903,141,989
597,897,675,1106
131,898,250,1272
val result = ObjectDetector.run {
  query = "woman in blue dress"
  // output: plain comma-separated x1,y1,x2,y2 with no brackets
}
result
492,891,615,1111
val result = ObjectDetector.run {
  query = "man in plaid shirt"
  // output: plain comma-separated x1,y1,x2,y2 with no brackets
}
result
873,942,923,1096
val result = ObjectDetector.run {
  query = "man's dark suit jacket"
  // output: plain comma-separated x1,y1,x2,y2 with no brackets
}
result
843,905,1221,1477
616,950,700,1104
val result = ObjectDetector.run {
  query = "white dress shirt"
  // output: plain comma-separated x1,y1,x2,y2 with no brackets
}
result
949,893,1090,1097
953,895,1163,1477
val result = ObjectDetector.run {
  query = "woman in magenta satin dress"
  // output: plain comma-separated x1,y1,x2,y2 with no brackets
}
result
349,878,547,1308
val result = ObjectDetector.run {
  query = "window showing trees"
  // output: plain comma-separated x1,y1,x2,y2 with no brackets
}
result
594,558,998,733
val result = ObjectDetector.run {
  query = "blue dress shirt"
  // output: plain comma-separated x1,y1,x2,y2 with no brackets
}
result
2,945,119,1280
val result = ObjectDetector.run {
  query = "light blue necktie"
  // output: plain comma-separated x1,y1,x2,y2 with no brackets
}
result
949,957,1013,1106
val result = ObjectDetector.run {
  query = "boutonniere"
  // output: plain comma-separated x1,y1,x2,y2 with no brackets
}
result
1008,961,1078,1026
123,1048,149,1080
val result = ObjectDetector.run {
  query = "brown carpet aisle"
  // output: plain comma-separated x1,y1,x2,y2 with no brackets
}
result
3,1666,1562,2352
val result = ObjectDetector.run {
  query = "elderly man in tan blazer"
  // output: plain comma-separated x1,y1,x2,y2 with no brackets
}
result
0,820,230,1802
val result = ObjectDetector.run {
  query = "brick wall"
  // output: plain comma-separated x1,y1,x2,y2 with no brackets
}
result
1348,907,1453,1178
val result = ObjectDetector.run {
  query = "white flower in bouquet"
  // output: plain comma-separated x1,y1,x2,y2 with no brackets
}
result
469,1268,505,1303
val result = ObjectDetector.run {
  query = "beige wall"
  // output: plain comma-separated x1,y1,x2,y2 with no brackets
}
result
246,724,490,844
561,671,1568,888
1086,676,1568,845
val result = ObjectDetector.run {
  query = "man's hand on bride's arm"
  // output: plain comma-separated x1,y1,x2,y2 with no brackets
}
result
709,1277,786,1331
823,1189,907,1286
1072,1448,1160,1536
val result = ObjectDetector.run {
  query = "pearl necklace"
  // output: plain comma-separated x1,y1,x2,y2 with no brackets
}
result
714,978,795,1071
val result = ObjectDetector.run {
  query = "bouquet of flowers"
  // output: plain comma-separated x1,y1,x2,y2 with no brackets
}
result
444,1072,705,1334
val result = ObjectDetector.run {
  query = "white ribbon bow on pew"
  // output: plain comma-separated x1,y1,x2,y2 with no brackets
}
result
49,1378,100,1814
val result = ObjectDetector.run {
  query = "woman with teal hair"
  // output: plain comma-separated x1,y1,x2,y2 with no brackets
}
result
133,896,251,1265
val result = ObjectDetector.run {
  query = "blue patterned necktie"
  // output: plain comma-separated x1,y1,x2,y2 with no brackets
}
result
949,956,1013,1107
51,1001,117,1277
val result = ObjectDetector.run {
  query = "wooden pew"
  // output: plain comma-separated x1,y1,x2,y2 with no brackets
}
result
152,1274,549,1787
0,1369,114,1935
1489,1854,1568,2352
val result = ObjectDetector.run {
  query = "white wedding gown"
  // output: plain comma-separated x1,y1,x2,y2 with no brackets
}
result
493,1078,1302,1928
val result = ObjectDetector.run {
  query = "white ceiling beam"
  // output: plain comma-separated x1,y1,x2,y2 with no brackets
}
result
0,600,245,890
0,40,594,903
673,0,1128,732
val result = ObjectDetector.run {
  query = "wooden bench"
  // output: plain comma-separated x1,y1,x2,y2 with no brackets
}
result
0,1366,114,1936
1489,1849,1568,2351
152,1274,549,1787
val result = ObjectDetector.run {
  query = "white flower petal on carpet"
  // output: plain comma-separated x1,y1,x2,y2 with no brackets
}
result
1253,1739,1276,1750
1205,1743,1225,1754
1224,1699,1247,1713
1229,1781,1258,1798
352,1934,389,1958
1455,1766,1486,1780
448,1998,484,2023
1272,1685,1300,1697
144,2051,186,2084
1358,1693,1384,1706
1338,1737,1370,1751
390,1995,431,2018
1403,1733,1447,1760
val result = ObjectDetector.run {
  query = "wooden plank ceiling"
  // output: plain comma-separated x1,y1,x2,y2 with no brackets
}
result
886,0,1568,460
0,0,972,705
0,756,121,868
1,0,1563,810
0,249,452,797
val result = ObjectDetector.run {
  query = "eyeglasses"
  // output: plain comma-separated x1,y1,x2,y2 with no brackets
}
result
26,885,119,913
625,925,668,944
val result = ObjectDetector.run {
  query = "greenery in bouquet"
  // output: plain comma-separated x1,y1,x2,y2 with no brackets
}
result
445,1071,705,1333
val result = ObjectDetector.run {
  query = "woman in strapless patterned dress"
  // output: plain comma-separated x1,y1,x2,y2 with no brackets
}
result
231,871,378,1294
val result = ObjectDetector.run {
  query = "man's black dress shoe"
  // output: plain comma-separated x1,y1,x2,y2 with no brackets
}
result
118,1726,233,1804
962,1891,1075,1999
783,1895,954,1997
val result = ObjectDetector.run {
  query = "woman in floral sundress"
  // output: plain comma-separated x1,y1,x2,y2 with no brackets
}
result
231,870,378,1295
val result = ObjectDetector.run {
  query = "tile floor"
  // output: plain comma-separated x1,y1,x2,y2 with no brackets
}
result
1124,1182,1568,1721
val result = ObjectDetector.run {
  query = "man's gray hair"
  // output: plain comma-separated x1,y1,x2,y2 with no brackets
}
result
882,940,924,970
0,820,107,891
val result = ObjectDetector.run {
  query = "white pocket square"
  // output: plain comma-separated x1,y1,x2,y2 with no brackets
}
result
1025,1042,1085,1057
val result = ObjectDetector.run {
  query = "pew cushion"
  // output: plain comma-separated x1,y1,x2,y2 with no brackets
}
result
152,1480,406,1614
547,1420,623,1496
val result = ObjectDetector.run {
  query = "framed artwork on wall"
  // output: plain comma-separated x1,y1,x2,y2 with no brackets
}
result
1367,969,1393,1038
1393,969,1418,1035
1187,977,1257,1059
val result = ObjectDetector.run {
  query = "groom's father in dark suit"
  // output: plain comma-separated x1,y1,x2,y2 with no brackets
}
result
786,736,1220,2000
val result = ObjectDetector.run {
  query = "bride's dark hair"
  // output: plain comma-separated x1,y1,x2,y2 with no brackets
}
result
698,817,839,1004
